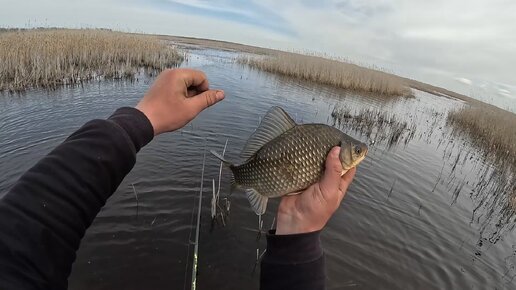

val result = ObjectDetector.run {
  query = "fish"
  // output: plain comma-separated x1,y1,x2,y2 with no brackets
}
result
211,106,368,215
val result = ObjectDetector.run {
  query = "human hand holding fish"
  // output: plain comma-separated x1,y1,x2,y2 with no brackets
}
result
211,106,367,235
136,68,225,135
276,147,356,235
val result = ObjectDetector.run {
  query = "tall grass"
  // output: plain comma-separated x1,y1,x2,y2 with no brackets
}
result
447,105,516,168
0,29,183,92
238,52,411,97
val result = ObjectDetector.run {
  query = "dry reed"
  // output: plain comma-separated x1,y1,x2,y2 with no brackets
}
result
0,29,183,92
447,105,516,168
239,52,411,97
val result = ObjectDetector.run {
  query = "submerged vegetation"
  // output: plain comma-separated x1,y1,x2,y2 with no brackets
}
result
238,52,412,97
446,105,516,240
0,29,183,92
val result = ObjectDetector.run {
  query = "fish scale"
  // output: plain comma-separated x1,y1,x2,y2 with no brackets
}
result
233,124,343,197
211,106,368,215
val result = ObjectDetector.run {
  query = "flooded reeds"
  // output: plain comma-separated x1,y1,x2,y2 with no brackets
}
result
447,105,516,169
239,52,411,97
331,105,416,147
444,105,516,242
0,29,183,92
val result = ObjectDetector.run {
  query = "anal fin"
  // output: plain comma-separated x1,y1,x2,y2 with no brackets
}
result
245,189,268,215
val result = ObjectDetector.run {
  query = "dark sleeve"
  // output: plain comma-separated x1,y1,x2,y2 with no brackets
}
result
260,230,326,290
0,107,153,290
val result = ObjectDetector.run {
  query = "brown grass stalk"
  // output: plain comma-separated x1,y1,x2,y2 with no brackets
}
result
0,29,183,92
238,52,411,97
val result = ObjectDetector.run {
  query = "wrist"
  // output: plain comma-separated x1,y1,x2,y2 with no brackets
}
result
135,105,157,135
276,212,322,235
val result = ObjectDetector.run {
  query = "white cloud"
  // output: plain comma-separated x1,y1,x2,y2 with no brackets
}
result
456,78,473,85
251,0,515,110
165,0,255,17
0,0,291,46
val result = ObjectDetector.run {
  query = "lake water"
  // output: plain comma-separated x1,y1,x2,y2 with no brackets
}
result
0,48,515,289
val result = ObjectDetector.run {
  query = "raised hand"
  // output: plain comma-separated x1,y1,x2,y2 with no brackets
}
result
136,68,225,135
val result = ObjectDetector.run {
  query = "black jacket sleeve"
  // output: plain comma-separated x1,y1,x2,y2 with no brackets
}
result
260,230,326,290
0,107,154,290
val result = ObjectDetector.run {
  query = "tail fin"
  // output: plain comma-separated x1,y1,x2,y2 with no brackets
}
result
210,150,233,166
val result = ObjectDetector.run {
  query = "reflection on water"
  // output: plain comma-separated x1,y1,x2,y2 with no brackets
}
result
439,127,516,241
0,48,515,289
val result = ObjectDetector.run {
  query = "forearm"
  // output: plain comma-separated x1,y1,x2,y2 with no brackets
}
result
260,230,326,290
0,107,153,290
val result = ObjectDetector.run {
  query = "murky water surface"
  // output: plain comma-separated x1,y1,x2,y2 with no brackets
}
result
1,49,515,289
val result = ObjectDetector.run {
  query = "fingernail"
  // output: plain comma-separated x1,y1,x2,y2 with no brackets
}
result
216,91,225,99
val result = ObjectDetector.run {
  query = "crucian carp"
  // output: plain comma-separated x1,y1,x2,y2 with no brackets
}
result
211,106,368,215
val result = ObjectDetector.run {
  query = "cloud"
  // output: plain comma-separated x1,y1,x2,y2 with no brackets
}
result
143,0,295,35
250,0,515,110
0,0,293,46
456,78,473,85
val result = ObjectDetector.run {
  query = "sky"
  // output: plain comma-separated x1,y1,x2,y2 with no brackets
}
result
1,0,515,111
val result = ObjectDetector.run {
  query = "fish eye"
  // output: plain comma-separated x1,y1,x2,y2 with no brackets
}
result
354,146,361,155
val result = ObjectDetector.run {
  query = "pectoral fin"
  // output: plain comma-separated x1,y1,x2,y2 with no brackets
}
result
245,189,268,215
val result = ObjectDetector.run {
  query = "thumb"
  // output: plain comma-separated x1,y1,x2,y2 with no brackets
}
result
187,89,225,113
319,146,343,198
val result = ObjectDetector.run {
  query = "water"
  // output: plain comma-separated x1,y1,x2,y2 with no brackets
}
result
0,49,515,289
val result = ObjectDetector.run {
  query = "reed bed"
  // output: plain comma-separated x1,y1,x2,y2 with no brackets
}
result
447,105,516,169
0,29,183,92
239,52,411,97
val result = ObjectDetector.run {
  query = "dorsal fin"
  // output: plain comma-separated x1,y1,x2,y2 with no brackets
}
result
241,106,296,159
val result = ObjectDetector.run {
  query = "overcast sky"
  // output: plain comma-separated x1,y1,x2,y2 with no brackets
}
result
1,0,514,110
